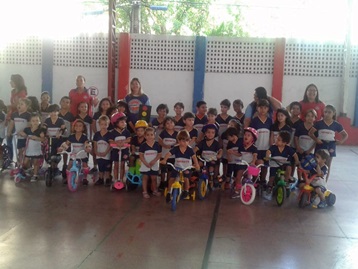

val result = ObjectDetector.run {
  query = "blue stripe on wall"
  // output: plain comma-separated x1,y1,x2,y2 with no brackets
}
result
42,39,53,99
192,36,207,113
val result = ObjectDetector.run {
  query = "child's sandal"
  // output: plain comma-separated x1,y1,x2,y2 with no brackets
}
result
142,192,150,199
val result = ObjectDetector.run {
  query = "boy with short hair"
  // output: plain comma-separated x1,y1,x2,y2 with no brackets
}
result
198,108,220,142
216,99,233,136
194,101,208,134
151,103,168,141
183,112,198,148
264,131,299,200
310,149,330,208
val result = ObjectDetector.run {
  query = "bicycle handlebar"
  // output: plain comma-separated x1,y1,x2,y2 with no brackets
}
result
166,162,195,172
237,160,265,168
197,156,216,163
59,149,86,159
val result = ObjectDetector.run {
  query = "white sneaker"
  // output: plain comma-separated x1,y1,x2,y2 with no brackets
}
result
30,175,38,182
263,190,272,200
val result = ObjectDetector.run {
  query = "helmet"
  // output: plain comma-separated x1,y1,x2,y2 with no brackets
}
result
135,120,148,129
111,112,126,125
301,154,316,171
244,127,258,142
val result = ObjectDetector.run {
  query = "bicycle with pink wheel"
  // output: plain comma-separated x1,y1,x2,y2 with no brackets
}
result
236,160,264,205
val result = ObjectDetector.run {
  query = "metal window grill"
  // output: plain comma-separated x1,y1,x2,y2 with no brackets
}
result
130,34,195,71
205,38,275,74
53,34,108,68
0,36,42,65
284,42,344,77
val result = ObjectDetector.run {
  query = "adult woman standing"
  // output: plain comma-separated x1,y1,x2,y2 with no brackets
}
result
124,78,150,133
244,86,282,127
299,84,325,121
68,75,98,117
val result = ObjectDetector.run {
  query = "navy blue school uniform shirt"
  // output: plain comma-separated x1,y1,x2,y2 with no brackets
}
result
139,141,161,172
174,117,185,132
216,114,233,137
59,111,75,138
250,116,273,151
313,120,344,157
67,133,89,160
76,114,93,138
169,145,195,169
110,128,131,160
131,135,146,156
151,117,165,141
196,139,221,161
194,114,208,134
93,131,112,160
12,111,31,139
227,138,241,164
159,130,178,158
271,124,292,145
44,117,65,155
237,139,257,164
233,114,245,125
268,144,296,168
294,122,315,153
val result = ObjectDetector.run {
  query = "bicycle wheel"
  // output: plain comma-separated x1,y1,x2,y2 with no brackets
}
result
240,184,256,205
67,171,78,192
197,178,207,200
171,188,179,211
326,192,336,206
276,185,286,207
299,192,309,208
45,170,52,187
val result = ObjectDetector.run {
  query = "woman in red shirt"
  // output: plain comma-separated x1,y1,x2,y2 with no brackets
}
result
299,84,325,121
7,74,28,119
69,75,99,117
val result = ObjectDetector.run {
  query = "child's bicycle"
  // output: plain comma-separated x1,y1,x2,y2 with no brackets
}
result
234,160,265,205
267,158,297,207
0,140,15,173
195,156,211,200
44,137,62,187
164,163,195,211
109,143,130,191
125,158,143,191
297,167,336,209
60,150,89,192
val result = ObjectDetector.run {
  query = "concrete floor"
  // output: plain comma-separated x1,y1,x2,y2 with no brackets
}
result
1,146,358,269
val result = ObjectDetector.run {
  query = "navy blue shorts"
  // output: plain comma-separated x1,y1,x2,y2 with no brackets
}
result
17,139,26,149
315,141,336,157
170,169,191,179
97,159,112,172
141,170,159,176
111,148,130,162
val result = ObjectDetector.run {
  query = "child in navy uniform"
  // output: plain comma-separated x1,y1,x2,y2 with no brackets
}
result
270,108,292,145
59,96,75,176
173,102,185,132
194,101,208,134
183,112,198,148
139,127,162,198
161,130,200,201
264,131,299,200
129,120,148,174
233,99,245,125
231,127,258,199
159,117,178,188
60,119,91,185
250,99,273,183
216,99,233,137
151,103,168,141
198,108,220,142
108,112,131,187
18,113,46,182
76,101,93,139
309,104,348,181
195,124,223,187
7,98,32,164
93,115,112,186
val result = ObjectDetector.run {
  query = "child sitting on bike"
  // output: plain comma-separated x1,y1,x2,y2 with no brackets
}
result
300,149,330,209
59,119,91,185
229,127,258,199
195,124,222,188
161,130,200,202
264,131,300,200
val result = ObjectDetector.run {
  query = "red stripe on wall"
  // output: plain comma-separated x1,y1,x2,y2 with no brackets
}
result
118,33,131,100
272,38,286,101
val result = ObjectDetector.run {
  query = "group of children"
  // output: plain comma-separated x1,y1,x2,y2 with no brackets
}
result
0,93,348,207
